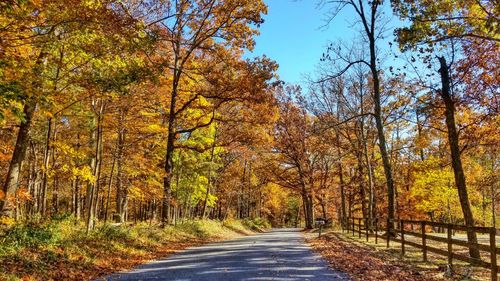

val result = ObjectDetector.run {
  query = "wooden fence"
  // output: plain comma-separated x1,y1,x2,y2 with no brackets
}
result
342,217,499,281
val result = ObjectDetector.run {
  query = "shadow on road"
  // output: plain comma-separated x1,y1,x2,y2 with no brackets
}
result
103,228,347,281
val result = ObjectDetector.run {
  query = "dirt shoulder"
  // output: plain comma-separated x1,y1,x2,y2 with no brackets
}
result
306,231,447,281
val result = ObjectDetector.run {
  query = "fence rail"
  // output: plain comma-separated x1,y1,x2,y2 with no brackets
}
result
342,217,498,281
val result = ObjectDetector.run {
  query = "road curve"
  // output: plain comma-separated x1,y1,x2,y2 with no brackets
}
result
103,228,348,281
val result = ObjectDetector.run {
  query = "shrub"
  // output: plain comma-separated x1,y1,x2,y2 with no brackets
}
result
94,223,131,241
2,222,54,248
242,217,271,231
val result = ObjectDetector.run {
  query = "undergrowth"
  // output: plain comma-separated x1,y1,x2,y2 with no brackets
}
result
0,215,269,281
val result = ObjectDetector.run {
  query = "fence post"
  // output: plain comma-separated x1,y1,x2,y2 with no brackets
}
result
358,218,362,238
375,218,378,244
400,220,405,255
490,227,497,281
421,221,427,262
447,224,453,270
386,218,390,248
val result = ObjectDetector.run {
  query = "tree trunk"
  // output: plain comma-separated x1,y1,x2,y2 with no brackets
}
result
202,124,217,218
238,160,247,219
338,161,347,225
320,194,327,219
302,191,314,229
357,151,368,220
27,142,37,216
437,56,480,259
92,108,104,221
416,108,425,161
161,44,184,225
1,50,46,217
1,98,37,216
40,118,52,216
104,152,116,222
359,81,375,228
368,33,395,232
52,122,58,214
115,109,127,223
74,177,81,219
335,94,347,227
86,99,105,233
492,182,496,228
162,94,176,225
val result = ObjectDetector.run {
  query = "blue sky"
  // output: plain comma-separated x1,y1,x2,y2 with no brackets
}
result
246,0,354,85
246,0,400,85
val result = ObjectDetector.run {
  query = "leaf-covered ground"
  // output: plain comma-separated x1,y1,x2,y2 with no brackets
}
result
307,231,446,281
0,218,266,281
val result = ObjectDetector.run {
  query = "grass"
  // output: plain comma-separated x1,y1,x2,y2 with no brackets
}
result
0,215,268,281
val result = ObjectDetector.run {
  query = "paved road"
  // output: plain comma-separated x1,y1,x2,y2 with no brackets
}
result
104,228,348,281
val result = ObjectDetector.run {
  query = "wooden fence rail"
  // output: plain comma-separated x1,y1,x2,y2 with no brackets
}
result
342,217,499,281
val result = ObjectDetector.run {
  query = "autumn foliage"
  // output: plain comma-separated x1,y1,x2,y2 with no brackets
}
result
0,0,499,279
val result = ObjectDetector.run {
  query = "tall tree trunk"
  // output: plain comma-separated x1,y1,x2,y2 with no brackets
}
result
92,110,104,221
74,133,82,220
115,109,127,223
302,190,314,229
52,121,58,214
357,149,368,220
40,118,52,216
492,183,496,228
162,96,176,225
335,92,347,226
162,36,183,225
202,124,217,218
338,160,346,226
86,99,105,233
246,162,252,218
74,177,81,219
238,160,247,219
1,50,46,217
415,108,425,161
437,56,480,259
320,193,327,219
104,152,116,222
359,79,375,228
364,135,375,227
1,98,37,216
27,142,37,216
370,149,377,219
368,33,395,232
392,124,401,218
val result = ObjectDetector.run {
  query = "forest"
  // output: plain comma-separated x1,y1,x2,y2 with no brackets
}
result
0,0,499,279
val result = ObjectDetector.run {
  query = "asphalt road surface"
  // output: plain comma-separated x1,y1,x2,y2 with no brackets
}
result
104,228,348,281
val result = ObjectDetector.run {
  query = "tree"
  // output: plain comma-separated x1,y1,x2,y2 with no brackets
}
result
391,0,499,46
391,0,500,260
321,0,397,231
0,0,139,216
310,64,380,228
147,0,269,225
264,85,335,229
